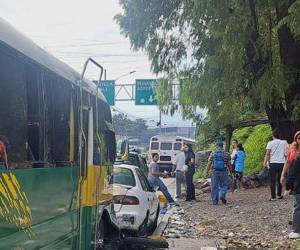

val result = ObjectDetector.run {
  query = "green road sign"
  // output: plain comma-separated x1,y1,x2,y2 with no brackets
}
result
99,80,115,106
135,79,158,105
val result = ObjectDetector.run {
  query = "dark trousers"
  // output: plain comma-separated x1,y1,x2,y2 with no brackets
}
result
269,163,284,199
185,166,195,201
293,194,300,233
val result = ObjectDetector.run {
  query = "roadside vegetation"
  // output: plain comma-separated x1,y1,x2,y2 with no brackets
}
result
193,124,272,180
235,124,272,175
116,1,300,143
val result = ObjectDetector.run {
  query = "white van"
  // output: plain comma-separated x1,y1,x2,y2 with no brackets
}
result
149,135,195,172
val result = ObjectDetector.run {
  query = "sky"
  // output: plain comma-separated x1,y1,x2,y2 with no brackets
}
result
0,0,194,127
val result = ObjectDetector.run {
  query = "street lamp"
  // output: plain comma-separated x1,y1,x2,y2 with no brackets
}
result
115,70,136,81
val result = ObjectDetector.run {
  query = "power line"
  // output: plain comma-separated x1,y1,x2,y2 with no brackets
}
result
59,59,147,64
46,52,145,58
43,41,128,48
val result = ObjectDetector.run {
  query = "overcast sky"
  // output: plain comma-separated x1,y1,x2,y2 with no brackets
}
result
0,0,193,127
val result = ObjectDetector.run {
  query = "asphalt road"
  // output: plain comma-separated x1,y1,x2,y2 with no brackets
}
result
159,177,218,250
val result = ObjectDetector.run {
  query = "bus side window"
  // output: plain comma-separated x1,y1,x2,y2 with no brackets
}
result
104,130,116,164
93,139,101,165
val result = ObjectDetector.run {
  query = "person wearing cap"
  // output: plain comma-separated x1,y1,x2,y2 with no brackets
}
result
207,142,231,205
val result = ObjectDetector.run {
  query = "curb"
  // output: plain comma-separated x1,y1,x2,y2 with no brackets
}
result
152,207,174,236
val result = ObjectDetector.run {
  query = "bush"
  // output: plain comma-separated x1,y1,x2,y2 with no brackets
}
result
193,167,206,181
232,127,254,144
243,124,272,175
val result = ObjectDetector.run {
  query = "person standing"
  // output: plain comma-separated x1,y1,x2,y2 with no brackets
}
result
281,130,300,185
207,142,231,205
285,155,300,239
263,130,288,201
183,144,196,202
231,139,239,190
233,143,246,190
172,148,186,199
148,153,177,206
231,139,238,167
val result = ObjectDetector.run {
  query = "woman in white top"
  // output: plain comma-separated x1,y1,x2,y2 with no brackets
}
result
263,130,288,201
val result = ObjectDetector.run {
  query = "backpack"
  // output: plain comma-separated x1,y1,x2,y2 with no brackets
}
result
213,151,226,170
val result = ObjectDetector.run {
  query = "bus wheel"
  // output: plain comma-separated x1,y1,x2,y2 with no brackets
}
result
96,219,121,250
96,221,105,250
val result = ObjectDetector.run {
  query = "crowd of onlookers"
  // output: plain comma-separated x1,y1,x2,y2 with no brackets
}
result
147,130,300,240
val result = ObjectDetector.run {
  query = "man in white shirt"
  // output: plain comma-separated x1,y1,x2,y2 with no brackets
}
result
172,148,186,199
264,130,289,200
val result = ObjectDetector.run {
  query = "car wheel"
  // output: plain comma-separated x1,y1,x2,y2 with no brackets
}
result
137,212,149,237
149,206,160,234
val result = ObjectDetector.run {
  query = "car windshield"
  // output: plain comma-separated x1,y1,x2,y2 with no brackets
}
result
112,167,136,187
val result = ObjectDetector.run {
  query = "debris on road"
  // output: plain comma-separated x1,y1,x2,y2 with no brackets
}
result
164,186,295,249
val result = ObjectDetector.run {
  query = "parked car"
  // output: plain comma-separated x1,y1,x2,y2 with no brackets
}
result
116,139,149,175
111,164,160,236
127,151,149,175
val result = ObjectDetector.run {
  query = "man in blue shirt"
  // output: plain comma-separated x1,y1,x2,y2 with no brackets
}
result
207,142,232,205
148,153,177,206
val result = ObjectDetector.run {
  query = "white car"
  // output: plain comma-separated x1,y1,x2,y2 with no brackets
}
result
112,164,160,236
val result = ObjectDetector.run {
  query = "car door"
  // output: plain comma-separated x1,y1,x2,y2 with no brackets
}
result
135,169,158,220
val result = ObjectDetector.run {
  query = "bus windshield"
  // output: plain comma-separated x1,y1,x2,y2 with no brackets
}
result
160,143,172,150
151,142,159,150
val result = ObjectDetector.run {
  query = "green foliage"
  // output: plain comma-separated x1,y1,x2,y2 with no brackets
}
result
280,0,300,41
193,168,206,181
242,125,272,175
112,114,148,137
116,0,300,142
232,127,254,144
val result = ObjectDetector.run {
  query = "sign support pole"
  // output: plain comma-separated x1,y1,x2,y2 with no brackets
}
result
159,109,162,134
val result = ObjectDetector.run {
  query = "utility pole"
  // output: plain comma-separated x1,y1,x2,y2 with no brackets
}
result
104,69,107,80
159,109,162,134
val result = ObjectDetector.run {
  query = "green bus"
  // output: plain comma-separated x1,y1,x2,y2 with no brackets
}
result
0,18,119,249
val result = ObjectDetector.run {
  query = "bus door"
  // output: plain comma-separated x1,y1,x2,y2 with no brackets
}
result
78,105,94,250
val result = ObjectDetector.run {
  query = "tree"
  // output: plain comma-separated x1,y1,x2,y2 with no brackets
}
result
115,0,300,142
112,113,148,137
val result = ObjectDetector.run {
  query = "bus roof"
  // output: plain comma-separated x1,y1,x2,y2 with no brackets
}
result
150,135,195,144
0,17,106,101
